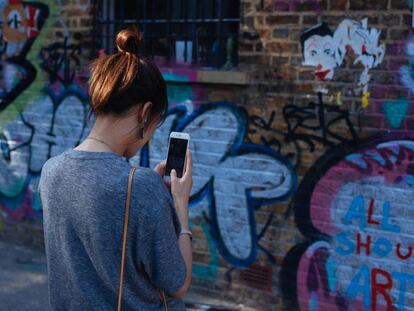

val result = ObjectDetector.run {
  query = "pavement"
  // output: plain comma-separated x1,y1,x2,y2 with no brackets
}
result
0,241,253,311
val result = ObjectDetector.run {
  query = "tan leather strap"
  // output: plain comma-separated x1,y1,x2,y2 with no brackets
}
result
117,167,136,311
117,167,168,311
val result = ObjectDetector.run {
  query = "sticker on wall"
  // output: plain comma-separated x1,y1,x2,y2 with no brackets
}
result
3,1,27,43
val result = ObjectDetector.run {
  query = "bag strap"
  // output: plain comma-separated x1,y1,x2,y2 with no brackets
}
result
117,166,136,311
117,167,168,311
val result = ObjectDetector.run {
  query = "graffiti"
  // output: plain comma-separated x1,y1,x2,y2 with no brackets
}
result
1,98,296,275
377,36,414,129
247,109,300,165
383,99,411,129
0,1,49,111
302,19,385,107
273,0,321,13
129,102,297,269
283,92,359,150
161,69,205,108
281,132,414,311
40,36,82,87
0,87,89,220
400,36,414,95
248,92,360,168
0,25,89,220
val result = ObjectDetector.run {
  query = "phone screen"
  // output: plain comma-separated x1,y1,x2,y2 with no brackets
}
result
165,137,188,178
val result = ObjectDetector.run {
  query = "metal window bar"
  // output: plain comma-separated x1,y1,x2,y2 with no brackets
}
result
92,0,240,69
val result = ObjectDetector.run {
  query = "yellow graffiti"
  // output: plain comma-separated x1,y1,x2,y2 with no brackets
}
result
362,91,370,109
336,92,343,106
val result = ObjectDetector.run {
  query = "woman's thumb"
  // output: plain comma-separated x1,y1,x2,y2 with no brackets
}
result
171,169,177,179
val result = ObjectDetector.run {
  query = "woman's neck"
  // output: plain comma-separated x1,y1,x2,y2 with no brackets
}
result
74,114,141,157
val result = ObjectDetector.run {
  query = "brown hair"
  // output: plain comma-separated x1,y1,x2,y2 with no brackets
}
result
88,26,168,128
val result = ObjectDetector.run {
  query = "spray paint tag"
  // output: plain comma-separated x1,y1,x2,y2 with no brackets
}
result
362,92,370,109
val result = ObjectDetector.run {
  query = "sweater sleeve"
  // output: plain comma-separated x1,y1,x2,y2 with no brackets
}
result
138,170,187,296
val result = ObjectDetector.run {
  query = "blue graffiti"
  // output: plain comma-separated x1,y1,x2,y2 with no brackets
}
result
136,102,297,268
383,99,410,129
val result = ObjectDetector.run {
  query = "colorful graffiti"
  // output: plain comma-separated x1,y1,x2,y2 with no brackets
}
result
0,81,89,220
378,35,414,130
0,3,90,221
281,132,414,311
301,19,385,108
1,94,296,277
130,102,297,269
0,1,49,111
273,0,322,13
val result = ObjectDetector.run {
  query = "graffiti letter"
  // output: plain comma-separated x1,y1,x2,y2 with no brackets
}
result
346,265,371,309
335,231,355,255
381,201,401,233
371,268,393,311
356,233,371,256
367,197,380,225
396,243,413,260
372,237,393,257
344,195,366,230
393,272,414,311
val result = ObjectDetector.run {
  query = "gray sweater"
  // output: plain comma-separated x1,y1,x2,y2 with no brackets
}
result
39,149,187,310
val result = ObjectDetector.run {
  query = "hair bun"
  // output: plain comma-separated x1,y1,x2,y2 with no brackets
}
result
116,26,142,54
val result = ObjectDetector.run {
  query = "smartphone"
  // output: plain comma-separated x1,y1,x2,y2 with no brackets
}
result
163,132,190,181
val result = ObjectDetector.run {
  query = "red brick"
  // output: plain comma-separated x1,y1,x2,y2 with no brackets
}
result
330,0,348,10
266,15,300,25
350,0,388,10
265,42,299,54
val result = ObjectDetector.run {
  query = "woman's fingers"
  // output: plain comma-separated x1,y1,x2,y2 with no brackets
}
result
184,149,192,177
171,169,177,181
164,179,171,188
154,160,167,176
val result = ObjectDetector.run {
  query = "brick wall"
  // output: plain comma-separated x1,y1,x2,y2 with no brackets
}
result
0,0,413,310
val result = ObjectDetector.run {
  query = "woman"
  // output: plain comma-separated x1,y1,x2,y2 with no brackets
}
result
39,27,193,310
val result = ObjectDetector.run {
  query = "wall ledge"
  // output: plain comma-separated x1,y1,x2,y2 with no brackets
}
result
160,68,250,85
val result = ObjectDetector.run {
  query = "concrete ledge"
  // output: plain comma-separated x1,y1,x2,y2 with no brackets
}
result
161,68,250,85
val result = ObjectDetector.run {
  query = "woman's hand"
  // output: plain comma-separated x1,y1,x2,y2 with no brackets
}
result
153,160,171,188
171,149,193,207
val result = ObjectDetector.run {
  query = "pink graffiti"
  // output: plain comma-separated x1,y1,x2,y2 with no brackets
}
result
293,134,414,311
274,0,321,13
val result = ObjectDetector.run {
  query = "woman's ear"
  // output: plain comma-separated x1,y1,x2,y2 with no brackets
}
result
137,101,153,124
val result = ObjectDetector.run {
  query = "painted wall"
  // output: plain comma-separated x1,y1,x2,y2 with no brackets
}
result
0,0,414,310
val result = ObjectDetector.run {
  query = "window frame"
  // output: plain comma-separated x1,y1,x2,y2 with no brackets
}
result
91,0,240,70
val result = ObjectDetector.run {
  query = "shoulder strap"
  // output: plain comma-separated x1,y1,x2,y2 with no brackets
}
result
117,166,136,311
117,167,168,311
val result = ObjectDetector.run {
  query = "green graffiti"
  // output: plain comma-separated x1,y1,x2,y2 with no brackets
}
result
167,85,194,104
191,219,219,281
0,0,58,130
409,0,413,9
383,99,411,129
0,175,25,197
33,190,42,211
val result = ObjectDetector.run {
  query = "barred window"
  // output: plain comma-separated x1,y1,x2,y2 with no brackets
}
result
93,0,240,69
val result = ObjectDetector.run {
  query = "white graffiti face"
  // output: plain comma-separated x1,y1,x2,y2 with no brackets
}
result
335,18,385,92
130,104,296,265
303,35,337,80
302,18,385,92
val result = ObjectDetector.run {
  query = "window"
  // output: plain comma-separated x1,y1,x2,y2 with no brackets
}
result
92,0,240,69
